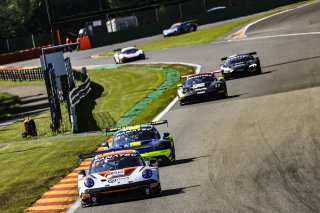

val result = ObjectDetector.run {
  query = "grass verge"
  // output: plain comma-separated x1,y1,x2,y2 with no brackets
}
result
98,12,278,57
76,65,167,131
0,80,44,86
131,64,194,124
0,135,105,213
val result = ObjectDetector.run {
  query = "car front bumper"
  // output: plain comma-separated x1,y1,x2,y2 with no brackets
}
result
179,89,226,103
81,179,161,205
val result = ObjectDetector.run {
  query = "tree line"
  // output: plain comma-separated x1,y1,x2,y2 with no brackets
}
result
0,0,165,39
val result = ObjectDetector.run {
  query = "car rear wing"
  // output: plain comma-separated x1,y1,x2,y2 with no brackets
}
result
114,46,137,52
185,19,197,24
180,70,222,79
79,149,114,160
79,146,150,160
221,52,257,61
106,120,168,135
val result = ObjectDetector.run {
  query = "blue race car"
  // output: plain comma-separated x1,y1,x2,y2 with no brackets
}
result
103,120,175,165
163,20,197,37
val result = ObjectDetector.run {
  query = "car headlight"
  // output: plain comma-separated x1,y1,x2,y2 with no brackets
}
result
249,64,257,67
182,88,188,94
224,67,233,73
142,169,153,179
84,178,94,188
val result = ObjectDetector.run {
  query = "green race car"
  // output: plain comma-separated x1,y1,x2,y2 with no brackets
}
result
103,120,175,165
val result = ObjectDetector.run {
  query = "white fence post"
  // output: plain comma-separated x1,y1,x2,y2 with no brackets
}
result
70,105,78,133
6,39,10,52
179,3,183,17
155,7,159,23
31,34,36,48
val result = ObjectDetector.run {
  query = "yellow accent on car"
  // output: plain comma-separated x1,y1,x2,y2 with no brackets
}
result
150,182,159,188
81,193,91,199
130,141,141,147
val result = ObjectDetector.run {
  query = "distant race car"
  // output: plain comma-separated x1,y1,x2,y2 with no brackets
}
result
220,52,261,79
78,149,161,207
103,120,175,165
113,46,145,64
163,20,197,37
177,72,227,105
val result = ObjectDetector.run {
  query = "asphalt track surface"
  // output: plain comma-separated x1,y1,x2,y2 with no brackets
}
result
6,2,320,212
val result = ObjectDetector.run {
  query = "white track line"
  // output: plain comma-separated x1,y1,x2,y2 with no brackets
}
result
229,0,319,39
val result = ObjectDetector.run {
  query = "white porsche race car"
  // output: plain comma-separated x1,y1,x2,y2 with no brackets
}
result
113,46,145,64
78,149,161,207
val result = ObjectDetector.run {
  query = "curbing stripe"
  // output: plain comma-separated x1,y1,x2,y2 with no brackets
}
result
26,210,64,213
27,205,72,211
36,197,77,203
44,190,78,195
32,202,75,207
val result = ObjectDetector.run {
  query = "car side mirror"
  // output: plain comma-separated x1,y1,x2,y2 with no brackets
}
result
162,132,170,138
218,76,225,82
177,83,183,88
78,170,86,178
102,141,109,148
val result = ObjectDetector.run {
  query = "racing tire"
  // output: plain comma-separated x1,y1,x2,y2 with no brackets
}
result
193,26,197,31
179,101,184,106
121,57,127,63
171,146,176,163
140,54,146,60
154,186,162,197
81,199,91,208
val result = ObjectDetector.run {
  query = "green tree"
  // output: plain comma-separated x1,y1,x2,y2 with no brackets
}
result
0,0,47,38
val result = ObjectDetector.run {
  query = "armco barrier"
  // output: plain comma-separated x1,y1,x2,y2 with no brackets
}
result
0,45,51,65
89,0,305,48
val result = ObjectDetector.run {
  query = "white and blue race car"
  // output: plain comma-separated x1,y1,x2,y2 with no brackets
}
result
113,46,145,64
78,149,161,207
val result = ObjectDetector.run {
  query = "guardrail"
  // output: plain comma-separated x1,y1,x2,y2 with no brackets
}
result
69,69,91,133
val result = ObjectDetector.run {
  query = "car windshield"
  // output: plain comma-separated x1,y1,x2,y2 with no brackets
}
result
121,48,137,54
89,153,144,174
185,74,216,86
113,128,160,146
226,55,253,65
170,23,181,28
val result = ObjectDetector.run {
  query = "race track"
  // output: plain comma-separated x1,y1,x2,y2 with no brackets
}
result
7,2,320,212
73,2,320,212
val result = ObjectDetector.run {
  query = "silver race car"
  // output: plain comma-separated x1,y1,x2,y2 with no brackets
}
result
113,46,145,64
177,72,227,105
78,149,161,207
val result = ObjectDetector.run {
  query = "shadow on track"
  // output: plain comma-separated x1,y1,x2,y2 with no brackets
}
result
262,55,320,68
161,185,201,196
181,94,241,106
20,96,48,105
162,155,209,167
